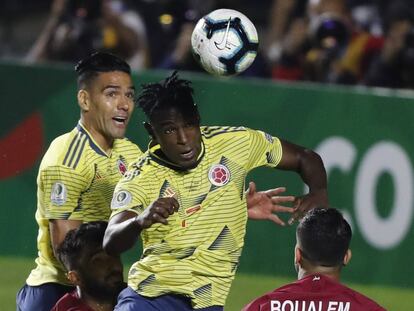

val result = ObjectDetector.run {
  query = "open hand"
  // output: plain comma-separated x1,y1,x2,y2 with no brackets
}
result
246,181,295,226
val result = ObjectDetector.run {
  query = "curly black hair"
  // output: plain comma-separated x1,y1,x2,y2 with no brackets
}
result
136,71,200,122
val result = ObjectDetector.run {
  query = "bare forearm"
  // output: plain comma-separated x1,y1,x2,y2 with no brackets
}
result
104,198,179,255
297,148,327,192
103,215,142,255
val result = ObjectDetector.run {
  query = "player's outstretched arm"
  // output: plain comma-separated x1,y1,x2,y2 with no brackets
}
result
103,197,179,255
277,139,328,224
246,181,295,226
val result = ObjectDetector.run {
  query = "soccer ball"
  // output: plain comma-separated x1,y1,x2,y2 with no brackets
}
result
191,9,259,76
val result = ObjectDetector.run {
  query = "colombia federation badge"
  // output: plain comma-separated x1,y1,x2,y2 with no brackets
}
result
117,159,127,176
208,164,231,186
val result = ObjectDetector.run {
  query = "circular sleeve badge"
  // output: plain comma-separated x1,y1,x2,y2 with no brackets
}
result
111,190,132,209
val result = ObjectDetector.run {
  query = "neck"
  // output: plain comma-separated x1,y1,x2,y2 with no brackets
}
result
299,266,341,282
87,300,113,311
79,118,113,153
78,289,114,311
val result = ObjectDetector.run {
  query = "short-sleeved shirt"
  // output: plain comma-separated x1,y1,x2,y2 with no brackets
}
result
51,290,94,311
110,126,283,308
242,274,387,311
26,123,142,286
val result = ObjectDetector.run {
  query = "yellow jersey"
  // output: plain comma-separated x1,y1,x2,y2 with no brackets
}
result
26,123,142,286
110,126,283,308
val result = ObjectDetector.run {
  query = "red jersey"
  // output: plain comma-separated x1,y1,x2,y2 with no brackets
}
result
242,274,386,311
51,290,94,311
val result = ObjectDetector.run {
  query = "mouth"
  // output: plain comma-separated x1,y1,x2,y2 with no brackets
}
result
180,149,195,160
112,116,128,127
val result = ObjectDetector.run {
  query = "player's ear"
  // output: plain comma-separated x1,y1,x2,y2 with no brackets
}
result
343,249,352,266
294,245,302,265
143,122,156,142
78,89,90,112
67,270,81,286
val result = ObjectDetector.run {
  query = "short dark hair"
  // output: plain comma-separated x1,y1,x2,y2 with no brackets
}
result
297,208,352,267
75,52,131,89
57,221,107,271
136,71,199,122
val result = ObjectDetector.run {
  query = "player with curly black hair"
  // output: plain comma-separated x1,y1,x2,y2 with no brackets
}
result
16,56,300,311
104,71,328,310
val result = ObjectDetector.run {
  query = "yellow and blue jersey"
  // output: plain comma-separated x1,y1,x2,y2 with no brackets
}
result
26,122,142,286
110,126,283,308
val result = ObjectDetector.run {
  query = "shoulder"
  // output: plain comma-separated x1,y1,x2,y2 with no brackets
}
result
339,283,386,310
133,152,154,171
201,125,249,140
116,137,139,148
40,130,93,175
200,126,273,140
40,130,81,168
45,131,76,158
115,138,143,157
122,153,156,183
242,284,295,311
39,134,91,184
312,276,386,310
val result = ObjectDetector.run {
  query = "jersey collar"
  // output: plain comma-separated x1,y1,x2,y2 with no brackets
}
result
148,139,205,172
76,122,109,157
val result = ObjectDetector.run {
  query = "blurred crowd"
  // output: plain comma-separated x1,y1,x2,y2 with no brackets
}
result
1,0,414,89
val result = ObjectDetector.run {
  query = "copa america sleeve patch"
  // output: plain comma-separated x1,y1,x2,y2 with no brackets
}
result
111,190,133,209
50,182,67,206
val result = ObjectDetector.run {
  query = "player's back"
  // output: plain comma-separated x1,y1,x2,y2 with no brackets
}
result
242,274,386,311
27,124,142,286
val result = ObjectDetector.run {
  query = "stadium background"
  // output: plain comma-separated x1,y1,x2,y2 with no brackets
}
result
1,62,414,309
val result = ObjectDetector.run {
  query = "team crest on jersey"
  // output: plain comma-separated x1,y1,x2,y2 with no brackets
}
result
117,159,127,176
208,164,231,186
111,190,132,209
50,182,67,206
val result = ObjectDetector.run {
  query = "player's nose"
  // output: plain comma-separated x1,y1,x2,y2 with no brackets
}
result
176,128,189,144
118,95,132,111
